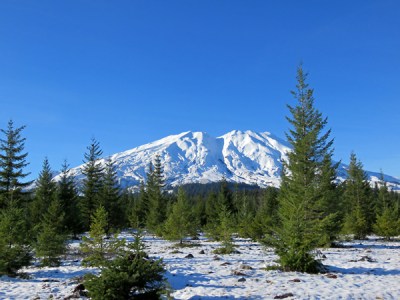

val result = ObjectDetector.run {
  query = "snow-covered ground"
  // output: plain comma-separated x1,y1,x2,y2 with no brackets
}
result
1,233,400,299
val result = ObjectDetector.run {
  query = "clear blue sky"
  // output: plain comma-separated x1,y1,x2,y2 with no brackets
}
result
0,0,399,180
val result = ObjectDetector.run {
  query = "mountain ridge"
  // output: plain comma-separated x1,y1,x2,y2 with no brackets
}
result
58,130,400,191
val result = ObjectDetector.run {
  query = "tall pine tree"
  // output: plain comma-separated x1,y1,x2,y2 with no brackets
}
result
0,121,32,275
0,205,31,275
342,152,374,239
314,154,341,246
128,181,148,229
57,161,81,237
29,158,57,229
35,198,66,267
99,159,122,232
164,187,196,244
374,173,400,239
80,139,104,231
270,65,337,273
0,120,31,209
146,156,166,234
80,205,124,268
248,187,279,241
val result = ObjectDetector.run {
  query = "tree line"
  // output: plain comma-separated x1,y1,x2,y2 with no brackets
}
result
1,65,399,280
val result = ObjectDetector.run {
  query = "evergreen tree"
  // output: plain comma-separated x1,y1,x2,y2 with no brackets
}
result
146,157,166,234
204,181,235,240
99,159,122,232
204,191,221,240
128,181,148,229
80,205,124,268
29,158,57,229
373,175,400,240
246,187,279,241
192,194,206,228
213,205,235,254
204,191,218,226
236,191,256,238
164,187,196,244
218,179,235,214
376,171,390,214
260,187,279,227
80,138,104,231
153,154,165,190
127,193,140,229
0,120,31,209
57,161,81,237
85,231,166,300
314,154,341,246
0,205,31,275
270,66,336,273
35,198,66,266
374,205,400,240
342,152,374,239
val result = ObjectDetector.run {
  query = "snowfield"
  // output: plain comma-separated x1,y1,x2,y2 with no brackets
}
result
52,130,400,191
1,233,400,299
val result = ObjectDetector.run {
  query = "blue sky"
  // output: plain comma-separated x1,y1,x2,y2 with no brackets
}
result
0,0,399,180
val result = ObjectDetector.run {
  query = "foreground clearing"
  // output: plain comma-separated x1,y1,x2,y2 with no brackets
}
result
1,233,400,299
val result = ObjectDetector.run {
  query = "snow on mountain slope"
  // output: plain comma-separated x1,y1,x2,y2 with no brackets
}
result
220,130,290,187
61,130,400,191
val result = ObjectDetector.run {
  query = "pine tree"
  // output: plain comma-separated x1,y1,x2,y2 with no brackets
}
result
0,205,31,275
342,152,374,239
164,187,196,244
29,158,57,229
205,191,218,226
0,120,31,209
314,154,341,246
192,194,207,228
236,191,256,238
57,161,81,237
213,205,235,254
270,66,336,273
128,181,148,229
35,198,66,267
153,155,165,190
374,206,400,240
146,157,166,234
204,182,235,240
376,172,390,215
80,205,124,268
84,231,166,300
99,159,122,232
218,179,235,214
373,175,400,240
260,186,279,228
80,139,104,231
246,187,279,241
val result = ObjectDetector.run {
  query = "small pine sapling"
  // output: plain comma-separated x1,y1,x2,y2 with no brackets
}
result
85,230,166,300
0,205,31,275
80,205,125,268
374,205,400,240
35,199,66,267
163,187,196,245
213,205,236,254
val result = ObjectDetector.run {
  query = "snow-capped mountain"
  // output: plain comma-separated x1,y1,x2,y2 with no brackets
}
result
62,130,400,191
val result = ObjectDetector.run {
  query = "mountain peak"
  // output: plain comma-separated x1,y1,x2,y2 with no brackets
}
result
60,130,400,191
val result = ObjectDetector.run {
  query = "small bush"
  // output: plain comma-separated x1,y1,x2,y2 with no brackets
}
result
171,242,201,248
213,247,234,255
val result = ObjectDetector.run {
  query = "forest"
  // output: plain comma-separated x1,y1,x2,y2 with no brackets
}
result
1,66,400,299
